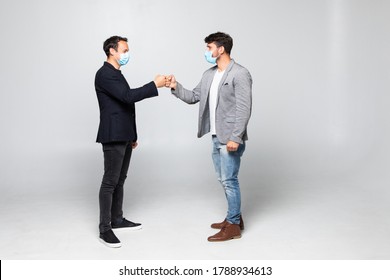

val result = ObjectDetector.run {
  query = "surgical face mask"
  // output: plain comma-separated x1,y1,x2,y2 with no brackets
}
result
204,50,218,64
118,52,130,66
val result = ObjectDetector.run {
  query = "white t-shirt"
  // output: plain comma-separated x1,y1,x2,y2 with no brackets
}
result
209,70,225,135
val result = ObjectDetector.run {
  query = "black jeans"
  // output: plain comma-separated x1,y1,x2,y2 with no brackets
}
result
99,141,132,233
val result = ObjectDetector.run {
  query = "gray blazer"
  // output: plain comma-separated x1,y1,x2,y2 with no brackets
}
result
172,59,252,144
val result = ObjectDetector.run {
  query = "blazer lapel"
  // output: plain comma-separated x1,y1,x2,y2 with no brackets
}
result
206,67,217,94
218,59,235,93
200,67,217,113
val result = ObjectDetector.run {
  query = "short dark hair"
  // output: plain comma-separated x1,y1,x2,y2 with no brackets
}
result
103,36,128,57
204,32,233,55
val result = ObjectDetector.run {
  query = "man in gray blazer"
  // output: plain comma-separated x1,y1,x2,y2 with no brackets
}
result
166,32,252,242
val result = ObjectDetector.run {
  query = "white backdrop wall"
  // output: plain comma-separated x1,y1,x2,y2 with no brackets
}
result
0,0,389,259
1,0,389,190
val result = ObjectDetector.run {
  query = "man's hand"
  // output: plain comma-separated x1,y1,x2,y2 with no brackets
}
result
226,141,239,152
132,142,138,149
165,74,177,90
154,75,167,88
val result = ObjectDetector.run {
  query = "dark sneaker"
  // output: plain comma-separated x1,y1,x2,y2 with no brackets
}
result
99,229,121,248
112,218,142,231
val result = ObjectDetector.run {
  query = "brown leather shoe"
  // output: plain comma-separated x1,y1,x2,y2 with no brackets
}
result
211,216,244,230
208,223,241,242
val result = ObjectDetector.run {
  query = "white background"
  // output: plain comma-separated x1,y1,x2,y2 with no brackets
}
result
0,0,389,260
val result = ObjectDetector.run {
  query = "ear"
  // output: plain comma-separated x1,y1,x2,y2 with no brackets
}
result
109,47,116,56
219,46,225,55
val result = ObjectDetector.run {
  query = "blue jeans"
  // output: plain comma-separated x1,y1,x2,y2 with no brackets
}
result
211,136,246,224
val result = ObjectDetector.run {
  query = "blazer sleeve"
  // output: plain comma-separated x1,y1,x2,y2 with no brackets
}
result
98,73,158,104
230,68,252,143
171,81,201,104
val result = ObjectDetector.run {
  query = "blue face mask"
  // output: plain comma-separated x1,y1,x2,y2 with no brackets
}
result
204,50,217,64
118,52,130,66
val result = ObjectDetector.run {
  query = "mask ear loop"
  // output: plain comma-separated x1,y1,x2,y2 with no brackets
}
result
214,46,223,61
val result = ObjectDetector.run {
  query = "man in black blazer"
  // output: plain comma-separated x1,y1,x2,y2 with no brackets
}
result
95,35,166,248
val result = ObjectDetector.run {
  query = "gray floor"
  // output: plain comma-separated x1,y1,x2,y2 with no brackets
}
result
1,145,389,260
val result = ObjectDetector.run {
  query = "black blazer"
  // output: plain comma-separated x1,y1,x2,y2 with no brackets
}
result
95,62,158,143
